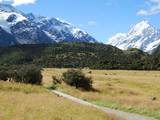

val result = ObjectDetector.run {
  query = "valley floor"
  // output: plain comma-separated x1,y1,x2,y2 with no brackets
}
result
43,68,160,119
0,81,119,120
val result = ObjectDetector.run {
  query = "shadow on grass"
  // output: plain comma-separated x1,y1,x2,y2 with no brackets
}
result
80,87,101,93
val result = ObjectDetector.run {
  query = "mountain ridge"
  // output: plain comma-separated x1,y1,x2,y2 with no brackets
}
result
0,4,97,45
107,20,160,54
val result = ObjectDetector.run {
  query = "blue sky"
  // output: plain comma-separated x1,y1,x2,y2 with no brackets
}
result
2,0,160,43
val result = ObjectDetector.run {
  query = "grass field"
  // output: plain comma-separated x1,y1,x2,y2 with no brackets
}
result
0,81,119,120
43,68,160,119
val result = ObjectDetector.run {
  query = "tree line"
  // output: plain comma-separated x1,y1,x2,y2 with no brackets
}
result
0,42,159,70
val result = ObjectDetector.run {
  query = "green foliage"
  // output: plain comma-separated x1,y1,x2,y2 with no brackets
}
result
13,65,43,85
48,84,58,90
0,71,9,81
0,43,159,70
47,76,62,90
63,69,93,91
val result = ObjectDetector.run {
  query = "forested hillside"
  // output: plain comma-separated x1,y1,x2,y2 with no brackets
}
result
0,43,159,70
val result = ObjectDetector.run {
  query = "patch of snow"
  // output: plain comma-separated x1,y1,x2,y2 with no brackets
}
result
107,20,160,54
0,11,27,33
56,17,71,25
0,15,11,33
128,21,150,36
71,27,87,38
0,12,27,24
108,33,126,45
43,30,57,41
145,39,160,53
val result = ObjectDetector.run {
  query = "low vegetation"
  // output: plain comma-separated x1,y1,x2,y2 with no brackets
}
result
0,43,159,70
47,76,60,90
62,69,93,91
13,65,43,85
0,70,9,81
0,65,43,85
0,81,45,93
0,81,119,120
43,68,160,119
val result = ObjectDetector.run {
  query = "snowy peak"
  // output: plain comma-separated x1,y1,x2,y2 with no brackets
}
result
0,4,21,13
0,4,27,33
107,21,160,54
132,20,150,30
128,21,151,35
27,15,96,43
0,4,97,45
0,4,27,23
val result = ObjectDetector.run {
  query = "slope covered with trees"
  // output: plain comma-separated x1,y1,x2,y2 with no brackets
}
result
0,42,159,70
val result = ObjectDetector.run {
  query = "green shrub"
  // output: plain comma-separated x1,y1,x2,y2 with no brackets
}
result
48,84,58,90
13,65,43,85
0,71,9,81
52,76,62,84
47,76,62,90
62,69,93,91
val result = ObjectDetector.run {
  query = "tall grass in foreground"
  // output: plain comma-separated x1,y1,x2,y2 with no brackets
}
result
0,81,119,120
43,68,160,119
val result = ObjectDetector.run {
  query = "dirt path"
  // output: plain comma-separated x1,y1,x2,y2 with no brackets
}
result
52,90,156,120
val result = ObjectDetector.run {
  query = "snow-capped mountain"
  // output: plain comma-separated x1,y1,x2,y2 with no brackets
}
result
0,4,97,45
107,21,160,54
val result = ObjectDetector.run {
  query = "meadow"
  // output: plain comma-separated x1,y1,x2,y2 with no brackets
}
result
0,81,119,120
43,68,160,119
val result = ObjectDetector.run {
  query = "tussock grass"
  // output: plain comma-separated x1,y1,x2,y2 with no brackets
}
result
43,68,160,119
0,81,45,93
0,81,119,120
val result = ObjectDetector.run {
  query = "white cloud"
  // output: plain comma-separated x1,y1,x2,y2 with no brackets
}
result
0,0,37,6
12,0,36,6
88,21,97,26
137,0,160,16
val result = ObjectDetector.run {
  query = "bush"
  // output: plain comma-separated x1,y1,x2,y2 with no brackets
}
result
47,76,62,90
0,71,9,81
62,69,93,91
48,84,58,90
52,76,62,84
13,65,43,85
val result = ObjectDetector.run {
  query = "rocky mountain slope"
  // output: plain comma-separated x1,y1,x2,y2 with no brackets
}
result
107,21,160,54
0,4,97,45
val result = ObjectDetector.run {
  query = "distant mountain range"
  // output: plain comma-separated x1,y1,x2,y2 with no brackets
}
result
0,4,160,55
107,21,160,54
0,4,97,45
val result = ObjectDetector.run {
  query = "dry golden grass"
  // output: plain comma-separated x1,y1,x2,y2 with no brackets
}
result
43,68,160,119
0,81,119,120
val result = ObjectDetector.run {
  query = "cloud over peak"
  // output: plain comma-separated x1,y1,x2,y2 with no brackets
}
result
0,0,37,6
137,0,160,16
